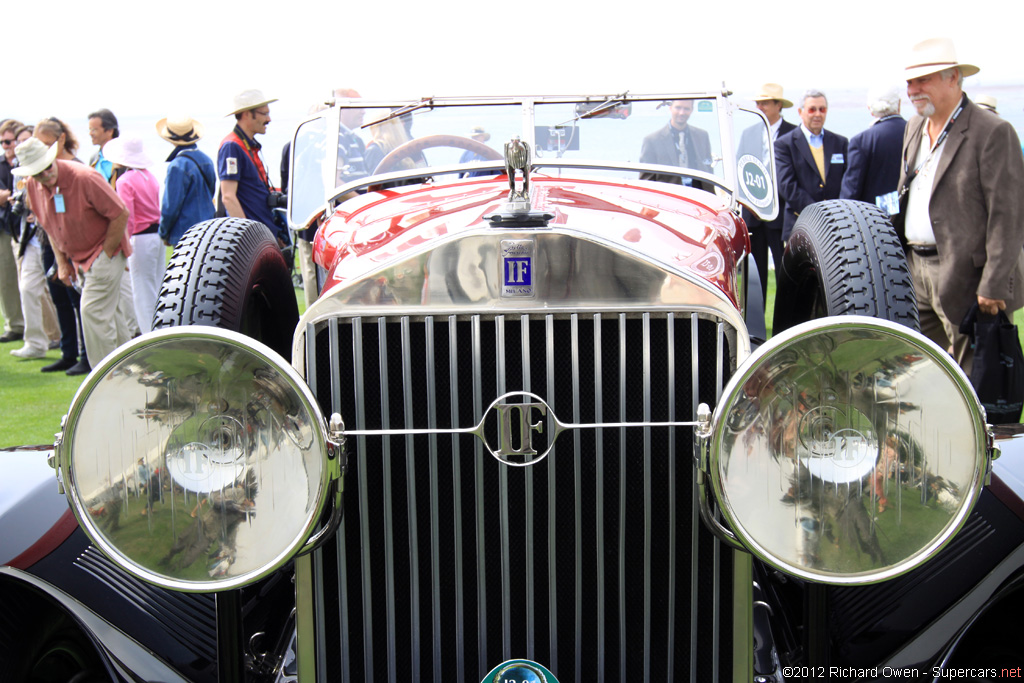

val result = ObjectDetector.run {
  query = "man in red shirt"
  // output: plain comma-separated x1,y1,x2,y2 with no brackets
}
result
13,137,133,367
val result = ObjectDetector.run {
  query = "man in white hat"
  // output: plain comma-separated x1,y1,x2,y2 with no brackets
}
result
738,83,796,301
156,115,216,247
840,85,906,213
895,37,1024,372
218,89,287,247
12,137,133,367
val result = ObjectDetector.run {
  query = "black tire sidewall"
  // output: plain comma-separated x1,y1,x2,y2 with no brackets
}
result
154,217,299,360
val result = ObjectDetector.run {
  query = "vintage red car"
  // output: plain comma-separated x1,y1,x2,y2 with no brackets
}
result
3,92,1022,682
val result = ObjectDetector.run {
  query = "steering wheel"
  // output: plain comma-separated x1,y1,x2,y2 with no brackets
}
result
373,134,503,175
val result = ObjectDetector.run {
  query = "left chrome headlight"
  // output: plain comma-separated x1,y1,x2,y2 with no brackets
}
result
707,316,989,584
56,326,337,592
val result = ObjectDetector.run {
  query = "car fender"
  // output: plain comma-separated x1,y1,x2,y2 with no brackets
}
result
0,446,75,568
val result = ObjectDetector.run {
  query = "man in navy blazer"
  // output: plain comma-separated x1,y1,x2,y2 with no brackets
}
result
840,85,907,214
774,89,849,241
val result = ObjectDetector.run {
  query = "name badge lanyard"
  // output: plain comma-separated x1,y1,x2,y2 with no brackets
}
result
54,186,66,213
899,94,966,200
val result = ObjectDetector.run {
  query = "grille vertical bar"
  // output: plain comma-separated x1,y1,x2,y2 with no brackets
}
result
310,311,735,682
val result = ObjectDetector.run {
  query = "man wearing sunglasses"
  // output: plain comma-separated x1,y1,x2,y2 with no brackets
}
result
774,89,849,242
12,137,132,368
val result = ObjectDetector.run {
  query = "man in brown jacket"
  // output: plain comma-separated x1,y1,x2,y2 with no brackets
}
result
895,37,1024,372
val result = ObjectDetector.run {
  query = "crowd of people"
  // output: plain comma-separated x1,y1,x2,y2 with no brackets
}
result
3,36,1023,384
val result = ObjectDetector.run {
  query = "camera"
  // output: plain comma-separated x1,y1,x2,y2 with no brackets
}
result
266,190,287,209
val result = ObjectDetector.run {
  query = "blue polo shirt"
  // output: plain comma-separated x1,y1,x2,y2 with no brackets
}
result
217,128,284,241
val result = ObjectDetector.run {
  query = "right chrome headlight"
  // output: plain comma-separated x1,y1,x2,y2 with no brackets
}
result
708,317,989,584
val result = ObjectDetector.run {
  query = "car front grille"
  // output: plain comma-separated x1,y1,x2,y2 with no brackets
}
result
304,311,737,683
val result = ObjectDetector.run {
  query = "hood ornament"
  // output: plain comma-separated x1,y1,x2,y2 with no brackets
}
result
487,138,553,227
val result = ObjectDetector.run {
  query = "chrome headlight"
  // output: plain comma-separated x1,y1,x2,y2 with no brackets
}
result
709,317,988,584
57,327,337,592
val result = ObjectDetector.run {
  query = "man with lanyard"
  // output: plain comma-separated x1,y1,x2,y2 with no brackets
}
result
218,89,288,248
12,137,133,367
895,37,1024,372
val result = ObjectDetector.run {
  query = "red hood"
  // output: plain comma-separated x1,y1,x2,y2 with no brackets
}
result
313,174,749,306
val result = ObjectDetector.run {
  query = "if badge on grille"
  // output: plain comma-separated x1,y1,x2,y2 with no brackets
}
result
501,239,536,298
483,659,558,683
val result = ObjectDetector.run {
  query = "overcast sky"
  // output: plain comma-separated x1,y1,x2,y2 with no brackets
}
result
10,0,1017,124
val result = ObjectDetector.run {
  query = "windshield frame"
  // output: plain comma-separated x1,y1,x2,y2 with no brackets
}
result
287,92,779,229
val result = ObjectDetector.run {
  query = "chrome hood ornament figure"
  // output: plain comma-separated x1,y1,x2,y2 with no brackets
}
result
504,136,532,212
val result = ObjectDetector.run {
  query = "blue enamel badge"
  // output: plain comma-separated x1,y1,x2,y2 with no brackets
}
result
501,239,536,298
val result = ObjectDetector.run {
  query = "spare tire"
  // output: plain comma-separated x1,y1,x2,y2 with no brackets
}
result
154,217,299,360
773,200,918,334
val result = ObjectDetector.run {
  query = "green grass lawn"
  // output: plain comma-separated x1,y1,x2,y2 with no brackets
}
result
3,270,1023,447
0,287,307,448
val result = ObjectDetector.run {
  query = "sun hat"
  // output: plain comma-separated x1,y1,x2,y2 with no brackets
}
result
227,89,278,116
751,83,793,109
974,94,998,114
10,138,59,177
156,115,205,145
904,37,979,80
102,137,153,169
469,126,491,142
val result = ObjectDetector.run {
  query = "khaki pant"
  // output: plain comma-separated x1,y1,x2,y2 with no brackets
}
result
0,235,23,334
80,252,134,366
907,251,974,373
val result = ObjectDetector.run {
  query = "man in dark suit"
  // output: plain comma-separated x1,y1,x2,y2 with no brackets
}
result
639,99,713,186
738,84,797,298
895,38,1024,371
840,85,906,214
774,89,848,241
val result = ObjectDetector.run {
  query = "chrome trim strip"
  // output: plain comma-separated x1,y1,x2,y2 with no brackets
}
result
426,317,443,682
689,312,700,683
400,317,422,680
449,315,466,683
594,313,606,683
352,318,374,681
642,312,652,683
713,322,725,683
326,319,351,683
571,313,583,681
379,318,397,683
546,314,558,672
522,314,536,661
666,312,676,682
472,314,487,679
617,313,627,681
497,315,512,660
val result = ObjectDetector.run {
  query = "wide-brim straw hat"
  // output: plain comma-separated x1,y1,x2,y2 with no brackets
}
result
905,37,979,80
103,137,154,169
469,125,491,142
752,83,793,109
156,116,205,146
974,94,998,114
227,89,278,116
10,138,59,177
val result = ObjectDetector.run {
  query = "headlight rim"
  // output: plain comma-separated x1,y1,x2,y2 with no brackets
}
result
59,325,333,593
709,315,988,585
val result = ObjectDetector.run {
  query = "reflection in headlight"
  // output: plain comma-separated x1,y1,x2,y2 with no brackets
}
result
712,320,986,584
62,329,329,591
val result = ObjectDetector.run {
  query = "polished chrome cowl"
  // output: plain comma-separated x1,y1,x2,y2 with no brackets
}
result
54,327,340,592
703,316,989,585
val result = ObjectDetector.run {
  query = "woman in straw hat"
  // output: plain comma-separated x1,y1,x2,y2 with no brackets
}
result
155,116,216,248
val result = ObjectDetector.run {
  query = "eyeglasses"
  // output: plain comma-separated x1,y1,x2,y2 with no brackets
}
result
32,163,54,179
805,106,827,114
1,139,15,146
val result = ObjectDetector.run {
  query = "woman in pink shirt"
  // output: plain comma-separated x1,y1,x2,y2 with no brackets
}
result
104,137,164,334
